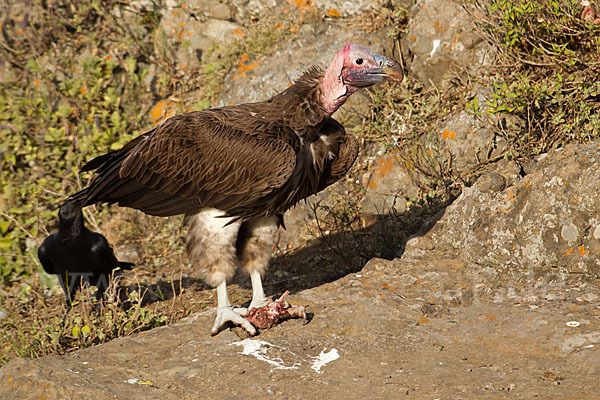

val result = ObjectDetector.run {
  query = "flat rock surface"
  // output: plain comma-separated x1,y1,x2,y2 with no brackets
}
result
2,249,599,399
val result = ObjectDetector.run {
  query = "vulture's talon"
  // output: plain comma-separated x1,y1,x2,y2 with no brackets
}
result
232,306,249,317
211,306,257,336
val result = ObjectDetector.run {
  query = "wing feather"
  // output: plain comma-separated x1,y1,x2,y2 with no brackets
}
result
120,112,297,199
71,110,298,217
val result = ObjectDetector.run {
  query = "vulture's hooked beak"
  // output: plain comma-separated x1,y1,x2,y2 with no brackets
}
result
341,51,404,88
373,53,403,82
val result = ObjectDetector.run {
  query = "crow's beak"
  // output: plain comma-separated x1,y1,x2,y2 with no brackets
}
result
373,53,404,82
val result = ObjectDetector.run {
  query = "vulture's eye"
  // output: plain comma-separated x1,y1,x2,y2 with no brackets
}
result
355,58,364,65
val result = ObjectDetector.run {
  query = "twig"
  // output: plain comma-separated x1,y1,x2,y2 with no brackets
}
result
1,211,36,240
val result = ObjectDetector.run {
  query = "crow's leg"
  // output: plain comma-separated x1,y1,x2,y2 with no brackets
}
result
58,273,76,326
185,208,255,335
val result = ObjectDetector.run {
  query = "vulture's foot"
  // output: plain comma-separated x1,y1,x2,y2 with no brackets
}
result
230,298,268,319
211,306,257,336
245,291,306,330
229,295,269,319
248,296,270,312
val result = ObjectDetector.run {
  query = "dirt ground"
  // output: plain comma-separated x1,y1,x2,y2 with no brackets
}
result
2,243,599,399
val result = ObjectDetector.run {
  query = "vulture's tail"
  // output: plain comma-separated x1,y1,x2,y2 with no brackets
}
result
68,132,152,209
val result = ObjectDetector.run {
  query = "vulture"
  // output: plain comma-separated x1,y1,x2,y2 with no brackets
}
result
67,44,403,335
38,200,134,315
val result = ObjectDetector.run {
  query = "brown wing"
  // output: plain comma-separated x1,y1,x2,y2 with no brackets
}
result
70,110,297,217
318,133,359,192
121,112,296,197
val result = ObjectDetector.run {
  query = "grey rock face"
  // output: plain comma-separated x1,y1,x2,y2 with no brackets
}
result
426,143,600,276
436,94,511,173
361,152,419,216
157,2,242,74
405,0,494,88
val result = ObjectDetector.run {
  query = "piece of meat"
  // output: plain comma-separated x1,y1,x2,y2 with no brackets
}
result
245,291,306,330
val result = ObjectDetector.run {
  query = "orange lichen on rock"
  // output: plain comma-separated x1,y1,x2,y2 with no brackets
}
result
234,54,260,80
327,8,341,17
289,0,314,12
578,245,589,256
233,28,245,36
565,247,574,256
442,128,456,140
150,99,178,125
450,33,461,50
433,20,448,34
367,155,397,190
379,282,397,290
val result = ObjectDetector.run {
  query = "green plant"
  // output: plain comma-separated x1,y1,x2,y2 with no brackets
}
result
0,275,185,364
472,0,600,156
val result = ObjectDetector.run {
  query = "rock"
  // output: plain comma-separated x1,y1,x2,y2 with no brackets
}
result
313,0,381,17
361,152,419,216
230,0,288,22
423,143,600,276
203,19,242,43
404,0,494,88
157,5,243,74
230,0,381,22
476,171,506,193
2,250,600,398
186,0,234,21
436,89,511,173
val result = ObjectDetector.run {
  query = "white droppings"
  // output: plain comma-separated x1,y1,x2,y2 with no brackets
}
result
430,39,441,57
230,339,301,370
311,348,340,374
126,378,140,384
566,321,580,327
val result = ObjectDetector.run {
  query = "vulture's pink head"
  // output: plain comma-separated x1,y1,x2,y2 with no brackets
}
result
321,43,403,114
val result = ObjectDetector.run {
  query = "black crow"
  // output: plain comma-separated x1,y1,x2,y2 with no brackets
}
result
38,200,134,314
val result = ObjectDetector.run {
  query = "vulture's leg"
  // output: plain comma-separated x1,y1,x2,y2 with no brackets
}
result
237,216,279,311
186,209,255,336
212,280,256,335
